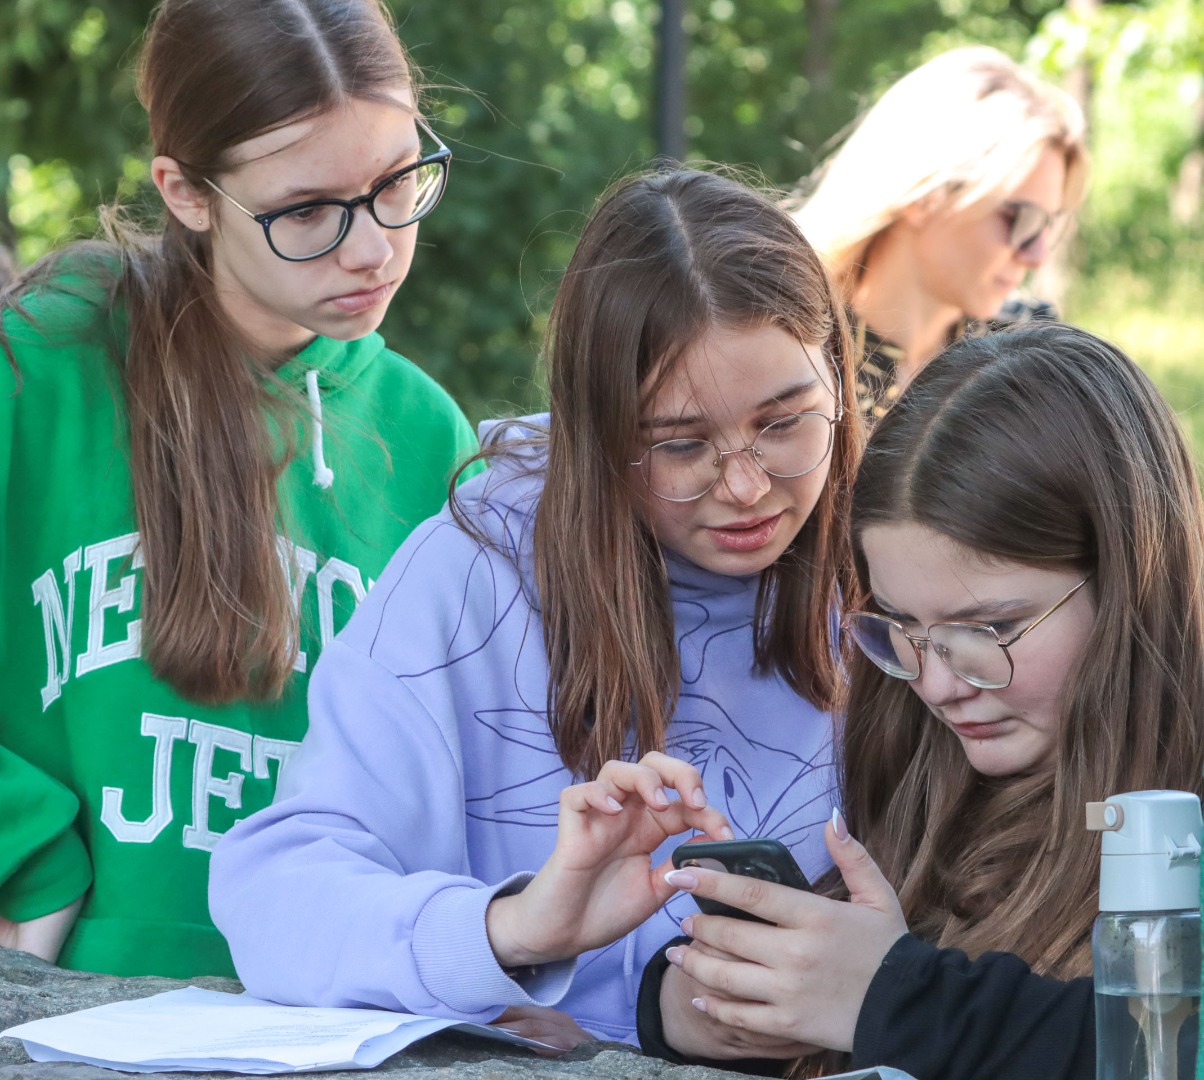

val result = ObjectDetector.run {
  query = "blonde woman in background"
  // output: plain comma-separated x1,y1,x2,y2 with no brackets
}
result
790,46,1088,420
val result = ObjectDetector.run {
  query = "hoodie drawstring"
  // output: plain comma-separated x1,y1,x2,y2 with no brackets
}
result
623,929,637,1009
304,370,335,489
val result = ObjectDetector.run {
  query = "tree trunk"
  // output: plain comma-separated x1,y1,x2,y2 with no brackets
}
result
803,0,837,96
1170,91,1204,226
1031,0,1099,311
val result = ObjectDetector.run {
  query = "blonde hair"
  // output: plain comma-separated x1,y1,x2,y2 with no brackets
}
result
790,46,1088,288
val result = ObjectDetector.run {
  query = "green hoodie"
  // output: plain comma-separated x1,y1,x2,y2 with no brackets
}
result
0,269,479,978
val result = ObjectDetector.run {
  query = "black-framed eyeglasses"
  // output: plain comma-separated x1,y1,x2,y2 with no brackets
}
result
842,577,1089,691
1000,199,1068,254
628,367,843,503
203,118,451,262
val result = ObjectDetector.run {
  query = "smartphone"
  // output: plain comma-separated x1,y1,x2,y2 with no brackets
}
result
670,837,813,924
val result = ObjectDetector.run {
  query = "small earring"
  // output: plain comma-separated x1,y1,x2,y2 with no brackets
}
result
197,218,204,227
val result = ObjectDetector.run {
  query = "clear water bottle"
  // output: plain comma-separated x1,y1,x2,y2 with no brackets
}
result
1089,790,1202,1080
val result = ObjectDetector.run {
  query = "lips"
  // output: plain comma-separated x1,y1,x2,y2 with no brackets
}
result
706,512,783,553
948,719,1012,740
330,281,393,314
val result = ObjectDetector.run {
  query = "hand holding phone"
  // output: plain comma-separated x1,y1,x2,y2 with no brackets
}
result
671,837,812,923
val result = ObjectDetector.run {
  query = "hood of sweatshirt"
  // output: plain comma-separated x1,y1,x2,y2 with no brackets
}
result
272,332,389,489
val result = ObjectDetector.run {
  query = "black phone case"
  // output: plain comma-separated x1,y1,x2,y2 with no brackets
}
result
671,837,812,923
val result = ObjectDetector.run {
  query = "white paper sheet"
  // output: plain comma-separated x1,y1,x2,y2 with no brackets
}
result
0,986,556,1074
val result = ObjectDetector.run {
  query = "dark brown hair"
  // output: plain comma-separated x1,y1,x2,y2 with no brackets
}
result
2,0,413,702
461,169,860,778
844,322,1204,976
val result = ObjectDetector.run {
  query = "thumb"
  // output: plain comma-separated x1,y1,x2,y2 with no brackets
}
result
826,808,901,915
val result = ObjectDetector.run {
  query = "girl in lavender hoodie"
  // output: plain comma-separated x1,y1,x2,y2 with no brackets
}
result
211,168,859,1048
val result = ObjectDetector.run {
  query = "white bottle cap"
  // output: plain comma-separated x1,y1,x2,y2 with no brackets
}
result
1086,790,1203,912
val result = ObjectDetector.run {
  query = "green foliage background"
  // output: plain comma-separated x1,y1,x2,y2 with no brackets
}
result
2,0,1201,433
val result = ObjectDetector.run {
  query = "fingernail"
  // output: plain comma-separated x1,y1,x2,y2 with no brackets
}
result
691,788,707,809
665,946,685,967
680,915,694,937
606,796,623,812
720,825,735,840
691,998,706,1013
832,806,849,842
653,787,670,808
664,868,698,890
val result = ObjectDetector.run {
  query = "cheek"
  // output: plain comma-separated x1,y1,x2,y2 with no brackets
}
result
389,228,418,276
1003,653,1072,726
784,464,830,522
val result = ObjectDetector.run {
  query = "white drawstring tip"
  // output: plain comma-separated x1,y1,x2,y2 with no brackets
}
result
305,369,335,490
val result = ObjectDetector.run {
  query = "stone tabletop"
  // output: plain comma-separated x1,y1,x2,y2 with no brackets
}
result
0,948,756,1080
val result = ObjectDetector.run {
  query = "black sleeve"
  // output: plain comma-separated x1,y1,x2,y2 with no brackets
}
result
850,934,1094,1080
636,935,787,1076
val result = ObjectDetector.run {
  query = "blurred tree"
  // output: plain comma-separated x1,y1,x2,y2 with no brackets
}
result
0,1,154,253
1031,0,1204,279
2,0,1200,422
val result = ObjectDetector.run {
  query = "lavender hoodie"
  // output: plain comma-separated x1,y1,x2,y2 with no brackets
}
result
209,424,836,1043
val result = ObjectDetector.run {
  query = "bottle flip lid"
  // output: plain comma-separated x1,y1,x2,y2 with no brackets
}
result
1086,790,1203,912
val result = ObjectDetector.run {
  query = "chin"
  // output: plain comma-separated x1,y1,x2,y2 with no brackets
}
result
317,311,389,342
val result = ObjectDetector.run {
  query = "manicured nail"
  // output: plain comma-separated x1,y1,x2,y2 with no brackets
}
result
606,796,623,812
691,788,707,809
653,787,670,808
680,915,694,937
720,825,735,840
665,946,685,967
691,998,706,1013
664,868,698,890
832,806,849,842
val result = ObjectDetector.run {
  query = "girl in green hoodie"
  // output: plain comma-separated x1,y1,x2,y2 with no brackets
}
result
0,0,477,979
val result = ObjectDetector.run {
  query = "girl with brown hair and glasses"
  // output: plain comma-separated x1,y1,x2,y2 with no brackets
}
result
0,0,477,979
210,168,859,1049
640,322,1204,1079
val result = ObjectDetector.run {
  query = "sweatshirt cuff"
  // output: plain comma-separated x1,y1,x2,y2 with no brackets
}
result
637,935,786,1076
411,872,575,1016
0,827,92,922
851,933,931,1067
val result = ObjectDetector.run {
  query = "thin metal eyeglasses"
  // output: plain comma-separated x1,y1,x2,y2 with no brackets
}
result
629,366,844,503
842,577,1089,690
202,118,452,262
1000,199,1068,254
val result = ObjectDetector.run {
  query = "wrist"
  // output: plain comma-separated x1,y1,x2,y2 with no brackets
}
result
485,891,550,969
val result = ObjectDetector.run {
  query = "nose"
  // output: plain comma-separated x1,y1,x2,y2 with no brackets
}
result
713,449,772,507
1016,230,1050,269
337,205,394,272
912,648,980,709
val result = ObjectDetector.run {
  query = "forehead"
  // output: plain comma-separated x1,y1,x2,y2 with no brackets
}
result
1003,144,1068,209
221,88,418,187
859,521,1054,615
647,322,831,416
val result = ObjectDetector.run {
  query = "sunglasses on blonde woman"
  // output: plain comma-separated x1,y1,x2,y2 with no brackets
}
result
1000,199,1068,254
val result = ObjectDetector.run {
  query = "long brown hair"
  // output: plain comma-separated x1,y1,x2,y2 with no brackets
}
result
2,0,413,702
465,169,860,778
843,322,1204,976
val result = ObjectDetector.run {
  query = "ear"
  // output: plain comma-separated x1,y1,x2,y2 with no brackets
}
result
151,155,211,233
899,195,938,230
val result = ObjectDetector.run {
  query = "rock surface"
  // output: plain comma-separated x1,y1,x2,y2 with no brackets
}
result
0,949,752,1079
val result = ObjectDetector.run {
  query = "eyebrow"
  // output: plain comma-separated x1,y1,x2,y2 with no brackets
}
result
873,594,1034,623
642,380,822,431
268,138,423,205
